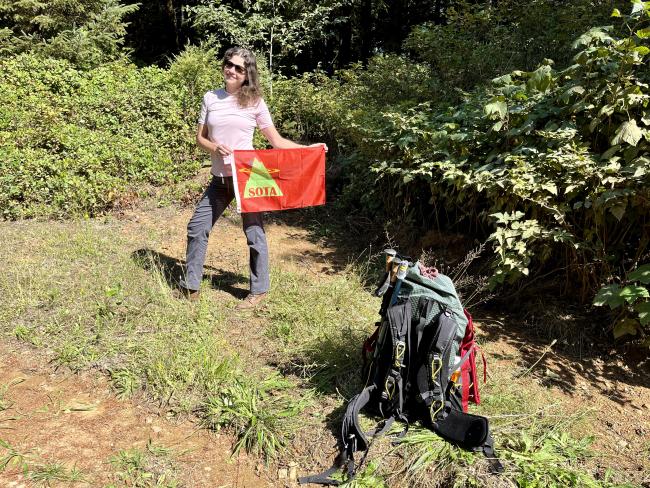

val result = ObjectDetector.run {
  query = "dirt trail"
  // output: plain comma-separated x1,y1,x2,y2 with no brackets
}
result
0,202,338,488
0,343,270,487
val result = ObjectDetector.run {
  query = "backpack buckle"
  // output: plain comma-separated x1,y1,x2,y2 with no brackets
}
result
383,376,396,400
430,399,444,420
394,341,406,368
431,354,442,383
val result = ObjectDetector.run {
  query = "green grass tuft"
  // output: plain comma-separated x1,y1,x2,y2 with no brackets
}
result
0,221,309,460
0,438,87,484
202,373,312,460
264,267,378,397
108,440,179,488
28,462,86,483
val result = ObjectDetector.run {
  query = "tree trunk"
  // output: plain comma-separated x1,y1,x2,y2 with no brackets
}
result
359,0,372,62
337,3,352,69
166,0,179,51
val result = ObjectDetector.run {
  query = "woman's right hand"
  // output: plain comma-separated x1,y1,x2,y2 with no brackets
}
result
213,142,232,157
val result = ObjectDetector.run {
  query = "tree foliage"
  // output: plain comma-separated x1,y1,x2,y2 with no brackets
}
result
187,0,348,75
0,0,138,68
404,0,624,95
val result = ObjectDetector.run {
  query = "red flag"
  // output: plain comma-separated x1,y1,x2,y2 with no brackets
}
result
231,146,326,213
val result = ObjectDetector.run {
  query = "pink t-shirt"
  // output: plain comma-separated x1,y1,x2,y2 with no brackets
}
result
197,89,274,176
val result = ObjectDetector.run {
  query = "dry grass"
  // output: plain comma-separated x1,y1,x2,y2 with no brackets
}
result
0,217,639,487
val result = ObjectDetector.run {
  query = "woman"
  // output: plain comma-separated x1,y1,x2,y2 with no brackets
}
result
177,47,322,308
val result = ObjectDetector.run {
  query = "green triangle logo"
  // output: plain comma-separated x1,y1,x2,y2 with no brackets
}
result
242,158,283,199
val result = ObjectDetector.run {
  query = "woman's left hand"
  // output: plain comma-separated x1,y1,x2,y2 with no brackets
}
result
309,142,328,153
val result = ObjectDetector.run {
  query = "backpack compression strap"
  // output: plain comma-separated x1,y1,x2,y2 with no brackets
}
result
299,385,395,486
416,308,457,420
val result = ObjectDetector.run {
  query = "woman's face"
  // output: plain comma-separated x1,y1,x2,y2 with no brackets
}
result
223,54,247,90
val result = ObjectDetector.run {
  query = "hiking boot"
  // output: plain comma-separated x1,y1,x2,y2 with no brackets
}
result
173,286,200,302
236,292,267,310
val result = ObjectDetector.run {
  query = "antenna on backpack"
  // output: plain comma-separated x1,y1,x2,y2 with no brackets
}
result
374,249,397,297
389,259,409,306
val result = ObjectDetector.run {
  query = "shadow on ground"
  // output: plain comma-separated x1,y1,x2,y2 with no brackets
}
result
270,208,650,399
267,207,385,286
275,337,366,399
476,305,650,407
131,248,249,299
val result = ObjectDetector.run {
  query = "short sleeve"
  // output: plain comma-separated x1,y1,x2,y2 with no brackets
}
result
255,98,273,130
197,92,209,124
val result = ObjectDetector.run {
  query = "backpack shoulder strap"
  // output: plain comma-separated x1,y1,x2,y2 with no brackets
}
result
299,384,400,486
373,300,411,417
299,386,374,486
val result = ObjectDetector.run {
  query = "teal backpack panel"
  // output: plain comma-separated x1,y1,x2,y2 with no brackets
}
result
397,262,468,373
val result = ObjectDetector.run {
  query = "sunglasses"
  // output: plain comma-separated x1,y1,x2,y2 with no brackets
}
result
224,60,246,75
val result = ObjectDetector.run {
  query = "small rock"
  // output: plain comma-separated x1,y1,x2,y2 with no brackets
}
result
289,463,298,481
544,368,560,380
278,468,288,480
617,440,628,449
145,416,153,424
152,425,162,434
204,467,212,471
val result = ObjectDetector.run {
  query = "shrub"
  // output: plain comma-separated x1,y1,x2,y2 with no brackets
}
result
0,53,200,219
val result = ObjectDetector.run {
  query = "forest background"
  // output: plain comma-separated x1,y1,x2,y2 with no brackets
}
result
1,0,648,344
1,0,650,486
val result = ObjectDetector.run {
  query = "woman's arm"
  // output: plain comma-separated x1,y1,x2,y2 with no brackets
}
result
260,125,305,149
197,124,232,157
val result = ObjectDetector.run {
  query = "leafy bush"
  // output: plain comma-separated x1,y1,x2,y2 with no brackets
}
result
167,43,222,130
594,263,650,342
374,4,650,296
270,2,650,343
0,53,200,218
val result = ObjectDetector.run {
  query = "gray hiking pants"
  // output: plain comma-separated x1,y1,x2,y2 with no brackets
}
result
179,176,269,294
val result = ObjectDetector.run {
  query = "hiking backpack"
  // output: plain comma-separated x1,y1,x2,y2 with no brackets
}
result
300,253,502,486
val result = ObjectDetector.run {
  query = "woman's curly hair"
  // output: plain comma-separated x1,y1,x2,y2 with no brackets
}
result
223,47,263,108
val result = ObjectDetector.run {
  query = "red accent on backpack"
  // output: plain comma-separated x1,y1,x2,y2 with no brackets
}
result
460,310,487,412
362,328,379,366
